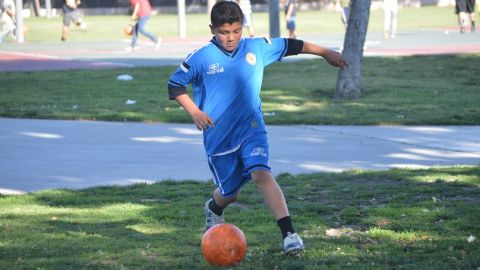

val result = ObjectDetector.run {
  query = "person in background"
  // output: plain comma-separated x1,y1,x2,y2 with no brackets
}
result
1,0,16,43
455,0,476,33
238,0,254,37
336,0,351,29
383,0,398,39
126,0,161,51
284,0,297,39
61,0,87,42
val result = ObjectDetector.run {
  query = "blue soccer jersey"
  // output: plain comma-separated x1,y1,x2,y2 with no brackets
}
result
168,37,289,156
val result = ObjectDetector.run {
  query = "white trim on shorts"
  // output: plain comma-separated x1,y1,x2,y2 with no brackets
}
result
210,134,254,157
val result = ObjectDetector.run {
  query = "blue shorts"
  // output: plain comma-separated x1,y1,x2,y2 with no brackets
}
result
207,132,271,198
286,18,296,30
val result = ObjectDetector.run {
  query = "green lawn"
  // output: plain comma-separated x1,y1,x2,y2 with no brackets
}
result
0,166,479,269
1,5,479,269
18,6,459,42
1,54,479,125
3,6,477,125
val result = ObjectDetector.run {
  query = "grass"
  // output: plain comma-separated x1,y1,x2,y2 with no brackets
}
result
2,6,477,125
0,166,479,269
1,6,478,269
1,54,479,125
16,6,459,42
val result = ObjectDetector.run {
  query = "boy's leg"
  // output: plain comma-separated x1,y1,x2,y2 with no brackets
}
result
61,26,69,41
205,152,246,231
137,16,158,43
391,10,397,38
383,10,391,39
470,11,476,31
251,170,288,219
132,22,139,47
61,14,71,41
213,188,237,207
251,170,304,255
125,22,141,51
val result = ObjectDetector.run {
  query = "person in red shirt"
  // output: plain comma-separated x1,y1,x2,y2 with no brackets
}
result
126,0,161,51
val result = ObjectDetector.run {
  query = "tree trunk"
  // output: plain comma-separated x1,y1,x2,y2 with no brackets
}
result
335,0,371,99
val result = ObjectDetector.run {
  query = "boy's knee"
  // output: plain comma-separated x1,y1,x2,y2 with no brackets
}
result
251,170,273,185
214,189,238,206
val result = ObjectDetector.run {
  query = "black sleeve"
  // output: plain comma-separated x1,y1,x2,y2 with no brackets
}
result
168,83,187,100
285,39,304,56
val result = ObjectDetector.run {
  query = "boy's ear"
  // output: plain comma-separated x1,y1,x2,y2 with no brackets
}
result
209,24,214,35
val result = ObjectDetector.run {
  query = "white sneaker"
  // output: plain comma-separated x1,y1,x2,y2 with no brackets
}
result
284,232,304,255
204,199,224,231
125,46,139,52
154,38,162,50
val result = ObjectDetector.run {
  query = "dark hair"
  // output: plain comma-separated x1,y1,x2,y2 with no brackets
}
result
210,1,244,28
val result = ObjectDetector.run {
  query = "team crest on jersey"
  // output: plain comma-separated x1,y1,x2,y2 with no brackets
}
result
245,52,256,66
207,63,224,75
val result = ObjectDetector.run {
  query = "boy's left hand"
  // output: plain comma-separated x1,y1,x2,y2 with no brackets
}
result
324,51,349,69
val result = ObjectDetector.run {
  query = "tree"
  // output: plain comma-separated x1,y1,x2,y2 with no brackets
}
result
335,0,371,99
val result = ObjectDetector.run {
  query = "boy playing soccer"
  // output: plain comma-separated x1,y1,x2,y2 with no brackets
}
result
167,1,347,256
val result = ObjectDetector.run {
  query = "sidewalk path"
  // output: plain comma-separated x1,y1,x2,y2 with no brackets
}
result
1,30,479,194
1,118,478,194
1,30,479,71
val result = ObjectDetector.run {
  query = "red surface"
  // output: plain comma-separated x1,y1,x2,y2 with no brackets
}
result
0,51,128,72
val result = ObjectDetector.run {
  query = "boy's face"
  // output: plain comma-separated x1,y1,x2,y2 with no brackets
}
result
210,22,243,52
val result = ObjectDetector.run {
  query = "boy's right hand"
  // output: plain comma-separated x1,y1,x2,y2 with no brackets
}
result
324,50,349,69
192,111,215,130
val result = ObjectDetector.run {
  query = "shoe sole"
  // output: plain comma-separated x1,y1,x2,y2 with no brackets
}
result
285,247,305,256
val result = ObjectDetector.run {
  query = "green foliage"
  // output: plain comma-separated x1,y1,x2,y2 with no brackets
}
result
0,166,479,269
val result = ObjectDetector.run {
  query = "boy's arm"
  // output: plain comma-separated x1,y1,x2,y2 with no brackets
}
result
286,3,294,20
175,94,215,131
131,2,140,20
301,41,349,69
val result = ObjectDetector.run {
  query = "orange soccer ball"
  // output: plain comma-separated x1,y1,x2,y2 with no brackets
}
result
201,223,247,267
124,24,133,36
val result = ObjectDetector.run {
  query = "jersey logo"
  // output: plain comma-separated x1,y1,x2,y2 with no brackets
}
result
207,63,224,75
250,147,267,157
245,52,256,65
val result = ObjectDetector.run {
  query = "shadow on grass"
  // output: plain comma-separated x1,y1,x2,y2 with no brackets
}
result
0,166,479,269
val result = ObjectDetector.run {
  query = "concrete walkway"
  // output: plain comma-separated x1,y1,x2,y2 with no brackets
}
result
1,30,479,194
1,118,479,194
1,30,479,71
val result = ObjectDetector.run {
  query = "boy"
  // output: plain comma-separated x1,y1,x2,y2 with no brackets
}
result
61,0,87,42
383,0,398,39
126,0,160,51
238,0,254,37
455,0,476,33
336,0,351,29
284,0,297,39
167,1,347,256
1,0,16,43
